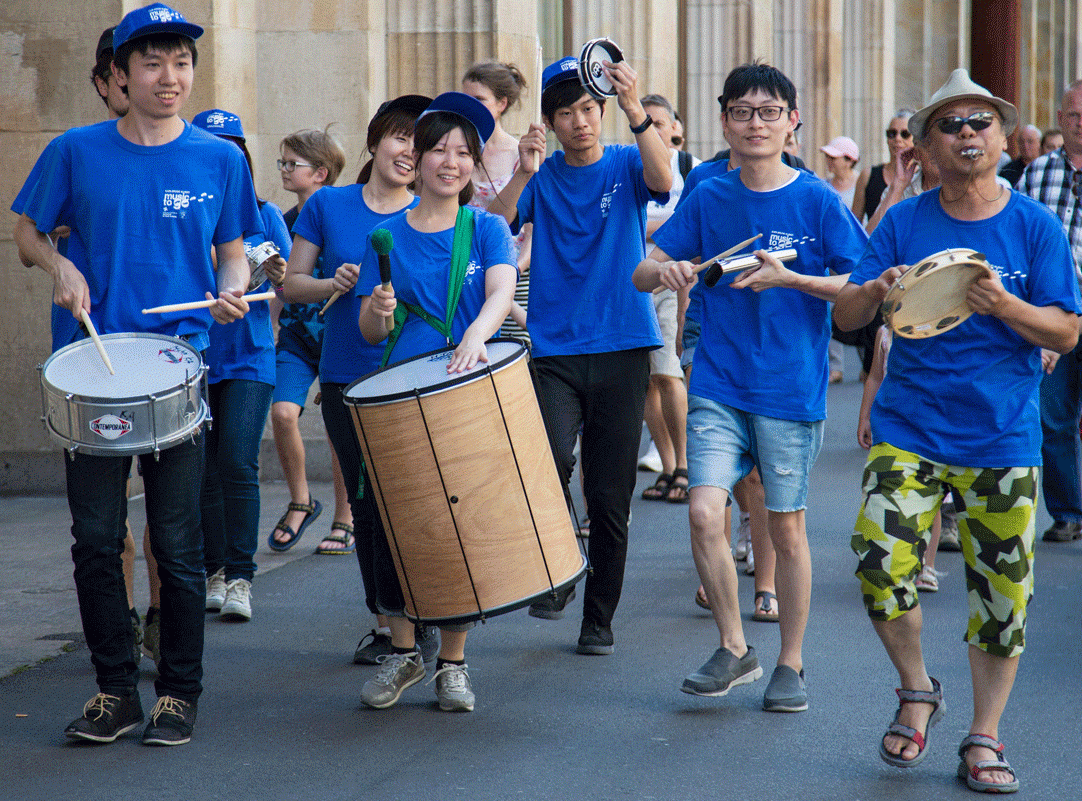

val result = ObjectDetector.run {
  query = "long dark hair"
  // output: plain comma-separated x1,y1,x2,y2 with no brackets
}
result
356,109,418,184
412,112,483,206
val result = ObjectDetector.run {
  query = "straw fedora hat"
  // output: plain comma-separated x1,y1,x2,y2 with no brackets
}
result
908,68,1018,143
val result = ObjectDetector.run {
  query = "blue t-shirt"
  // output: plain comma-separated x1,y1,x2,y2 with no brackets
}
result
18,120,262,342
850,190,1081,466
358,209,516,364
677,158,729,210
292,184,418,384
654,168,868,421
12,141,83,354
516,144,666,357
205,201,291,385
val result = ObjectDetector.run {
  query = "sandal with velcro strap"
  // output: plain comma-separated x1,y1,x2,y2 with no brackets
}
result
878,676,945,768
956,733,1019,794
315,521,356,555
267,497,322,552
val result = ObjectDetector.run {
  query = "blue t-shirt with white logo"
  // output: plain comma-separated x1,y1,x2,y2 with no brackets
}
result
654,168,868,422
516,144,665,357
358,209,516,364
850,190,1081,466
292,184,418,384
18,120,261,342
205,201,291,385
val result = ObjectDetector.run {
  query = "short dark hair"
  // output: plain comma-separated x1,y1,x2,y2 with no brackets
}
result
541,80,605,123
1041,128,1062,150
719,62,797,113
90,50,113,105
113,33,198,76
412,111,483,206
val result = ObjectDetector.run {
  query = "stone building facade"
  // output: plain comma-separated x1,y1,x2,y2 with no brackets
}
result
2,0,1079,493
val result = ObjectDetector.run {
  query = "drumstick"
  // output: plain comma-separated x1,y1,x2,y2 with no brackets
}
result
533,38,543,172
79,308,114,375
371,228,397,332
320,289,343,316
141,290,276,314
653,233,762,294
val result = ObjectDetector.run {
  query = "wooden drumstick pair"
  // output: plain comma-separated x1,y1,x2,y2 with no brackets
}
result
652,233,763,294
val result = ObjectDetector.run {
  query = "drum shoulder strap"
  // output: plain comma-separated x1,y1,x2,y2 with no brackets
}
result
380,206,475,368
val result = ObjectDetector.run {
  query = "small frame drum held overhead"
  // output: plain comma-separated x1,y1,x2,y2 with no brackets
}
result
577,37,624,99
882,247,992,339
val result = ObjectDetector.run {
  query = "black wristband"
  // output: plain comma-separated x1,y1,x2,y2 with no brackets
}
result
629,114,653,135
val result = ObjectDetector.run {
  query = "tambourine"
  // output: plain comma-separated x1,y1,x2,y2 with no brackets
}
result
246,240,280,292
881,247,991,339
577,38,624,99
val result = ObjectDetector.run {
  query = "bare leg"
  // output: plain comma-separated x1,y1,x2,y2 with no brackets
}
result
769,509,810,671
388,616,416,650
438,629,468,662
689,485,747,655
735,471,775,600
318,437,355,551
925,511,941,572
871,608,935,761
270,401,313,544
965,645,1020,787
657,374,687,473
643,379,676,475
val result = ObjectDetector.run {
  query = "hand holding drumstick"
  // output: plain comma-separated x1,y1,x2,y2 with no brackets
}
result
320,261,360,316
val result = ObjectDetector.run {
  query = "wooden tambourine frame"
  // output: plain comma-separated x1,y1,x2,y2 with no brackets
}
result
882,248,991,339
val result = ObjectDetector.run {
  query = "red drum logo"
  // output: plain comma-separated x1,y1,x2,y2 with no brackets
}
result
90,414,132,440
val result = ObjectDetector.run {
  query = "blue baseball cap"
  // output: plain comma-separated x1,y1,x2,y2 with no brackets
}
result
419,92,496,149
542,57,580,94
192,109,245,141
113,3,203,51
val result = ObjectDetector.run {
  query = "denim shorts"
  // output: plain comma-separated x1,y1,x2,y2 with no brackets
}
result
273,346,318,407
686,394,824,512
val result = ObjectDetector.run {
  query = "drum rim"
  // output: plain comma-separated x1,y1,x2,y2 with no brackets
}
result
43,398,210,456
343,337,528,406
577,37,624,99
41,332,206,404
883,248,987,338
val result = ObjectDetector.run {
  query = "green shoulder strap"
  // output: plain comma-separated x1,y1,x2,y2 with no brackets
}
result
380,205,475,368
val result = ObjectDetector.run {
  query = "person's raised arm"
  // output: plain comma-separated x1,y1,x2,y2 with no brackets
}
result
487,125,546,226
606,61,671,194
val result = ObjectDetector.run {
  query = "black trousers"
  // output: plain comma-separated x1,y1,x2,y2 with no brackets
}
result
532,348,651,627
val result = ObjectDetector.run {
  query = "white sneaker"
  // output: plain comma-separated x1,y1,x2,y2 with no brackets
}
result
219,578,252,621
744,542,755,576
428,662,475,712
914,565,940,593
205,568,226,611
733,513,751,561
638,441,663,473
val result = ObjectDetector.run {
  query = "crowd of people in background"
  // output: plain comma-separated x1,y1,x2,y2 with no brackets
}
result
13,4,1082,796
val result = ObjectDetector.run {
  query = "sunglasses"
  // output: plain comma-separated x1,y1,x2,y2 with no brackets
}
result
885,128,912,140
932,111,996,135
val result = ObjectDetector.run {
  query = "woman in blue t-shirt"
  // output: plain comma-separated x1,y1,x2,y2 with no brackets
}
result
357,92,517,712
193,109,287,623
281,95,428,664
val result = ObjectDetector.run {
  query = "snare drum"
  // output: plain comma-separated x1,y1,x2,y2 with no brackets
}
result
578,38,624,99
882,248,990,339
344,339,586,625
39,333,209,458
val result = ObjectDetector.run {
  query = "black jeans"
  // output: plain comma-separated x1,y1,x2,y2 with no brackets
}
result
319,382,405,615
65,434,206,702
532,348,651,627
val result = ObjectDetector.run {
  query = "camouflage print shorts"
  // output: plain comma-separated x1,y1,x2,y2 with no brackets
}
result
852,443,1037,658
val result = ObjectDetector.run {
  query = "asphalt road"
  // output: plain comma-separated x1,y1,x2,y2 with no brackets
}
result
2,359,1080,800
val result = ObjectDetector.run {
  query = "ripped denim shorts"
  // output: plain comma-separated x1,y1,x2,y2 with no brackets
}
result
686,394,824,512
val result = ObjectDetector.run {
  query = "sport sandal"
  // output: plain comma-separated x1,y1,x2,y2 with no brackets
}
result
956,734,1019,794
879,676,945,768
268,497,322,552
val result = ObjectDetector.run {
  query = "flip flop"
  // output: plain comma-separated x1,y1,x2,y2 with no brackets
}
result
956,734,1019,793
315,522,356,555
751,590,779,622
879,677,946,768
268,497,322,552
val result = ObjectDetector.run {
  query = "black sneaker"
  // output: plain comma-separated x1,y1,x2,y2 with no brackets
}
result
1043,520,1082,542
576,619,614,655
682,646,763,696
353,628,393,665
142,696,196,746
64,692,144,742
528,584,577,620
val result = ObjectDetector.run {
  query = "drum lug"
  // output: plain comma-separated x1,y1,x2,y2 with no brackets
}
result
153,446,161,462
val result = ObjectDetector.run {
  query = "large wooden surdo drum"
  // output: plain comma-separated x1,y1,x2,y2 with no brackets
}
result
344,339,586,625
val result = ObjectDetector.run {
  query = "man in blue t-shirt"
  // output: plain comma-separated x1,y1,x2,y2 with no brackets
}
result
635,63,867,713
835,69,1079,792
488,54,672,655
13,3,261,748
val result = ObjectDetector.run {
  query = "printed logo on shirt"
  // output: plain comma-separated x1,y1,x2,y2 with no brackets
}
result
988,261,1027,283
162,189,215,219
601,183,623,218
89,413,132,440
767,231,817,250
465,260,483,282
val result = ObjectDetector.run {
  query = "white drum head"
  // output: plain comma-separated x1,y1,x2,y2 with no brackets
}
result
43,333,203,399
577,38,624,99
345,339,526,405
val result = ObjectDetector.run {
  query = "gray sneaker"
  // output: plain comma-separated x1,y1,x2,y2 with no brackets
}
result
353,629,393,665
416,624,441,663
1043,520,1082,542
763,664,808,712
205,568,226,611
360,652,425,709
219,578,252,621
682,646,763,696
428,663,475,712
